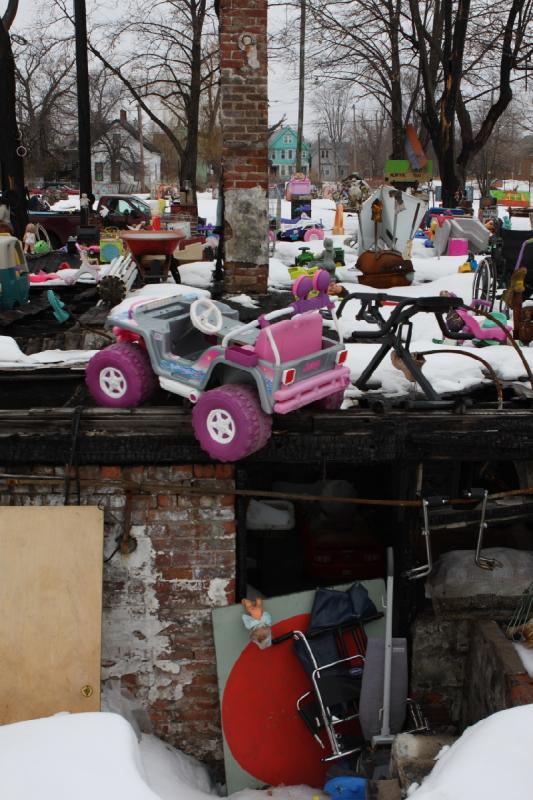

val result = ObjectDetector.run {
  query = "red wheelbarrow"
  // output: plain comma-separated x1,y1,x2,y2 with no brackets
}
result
120,230,185,283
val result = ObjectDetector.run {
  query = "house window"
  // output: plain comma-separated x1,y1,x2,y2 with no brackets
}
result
94,162,104,182
321,149,329,159
323,167,330,176
283,134,291,144
270,151,275,160
281,150,285,160
110,161,121,183
287,149,293,160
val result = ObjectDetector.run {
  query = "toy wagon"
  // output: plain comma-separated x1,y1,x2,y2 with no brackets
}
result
85,270,350,461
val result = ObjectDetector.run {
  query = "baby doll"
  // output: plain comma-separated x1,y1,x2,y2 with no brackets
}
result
241,597,272,649
23,223,37,254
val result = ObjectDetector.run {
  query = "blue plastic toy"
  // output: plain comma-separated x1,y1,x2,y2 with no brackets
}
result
324,776,368,800
47,290,71,323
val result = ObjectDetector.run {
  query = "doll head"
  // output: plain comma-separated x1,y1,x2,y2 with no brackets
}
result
25,223,37,235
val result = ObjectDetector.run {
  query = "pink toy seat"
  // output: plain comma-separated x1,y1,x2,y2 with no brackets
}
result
254,313,323,362
455,308,509,342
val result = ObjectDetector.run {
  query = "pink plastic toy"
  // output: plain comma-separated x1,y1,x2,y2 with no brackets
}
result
86,270,350,461
447,238,468,256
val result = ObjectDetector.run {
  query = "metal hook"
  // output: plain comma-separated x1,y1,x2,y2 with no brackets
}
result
405,499,433,580
472,489,502,570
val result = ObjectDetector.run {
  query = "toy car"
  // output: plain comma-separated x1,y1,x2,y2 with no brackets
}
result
85,271,350,461
277,219,325,242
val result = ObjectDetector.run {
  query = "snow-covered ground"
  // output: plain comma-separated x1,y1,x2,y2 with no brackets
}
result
4,705,533,800
0,712,324,800
9,189,533,400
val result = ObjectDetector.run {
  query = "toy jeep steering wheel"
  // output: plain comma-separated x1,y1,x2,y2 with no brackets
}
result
190,298,223,334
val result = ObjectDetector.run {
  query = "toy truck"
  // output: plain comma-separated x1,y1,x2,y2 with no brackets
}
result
85,270,350,461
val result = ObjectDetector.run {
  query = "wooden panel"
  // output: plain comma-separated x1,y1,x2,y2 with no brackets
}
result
0,507,104,723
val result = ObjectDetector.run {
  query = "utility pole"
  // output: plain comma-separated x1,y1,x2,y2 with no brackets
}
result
0,1,28,239
295,0,306,172
74,0,93,227
352,104,357,174
317,132,322,183
137,103,146,193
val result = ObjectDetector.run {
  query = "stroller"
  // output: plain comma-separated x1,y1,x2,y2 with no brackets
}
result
272,550,425,763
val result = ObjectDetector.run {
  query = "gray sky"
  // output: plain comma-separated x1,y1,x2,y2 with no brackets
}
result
12,0,311,131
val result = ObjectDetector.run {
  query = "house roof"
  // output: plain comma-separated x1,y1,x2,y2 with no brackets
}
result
269,125,310,148
92,112,161,155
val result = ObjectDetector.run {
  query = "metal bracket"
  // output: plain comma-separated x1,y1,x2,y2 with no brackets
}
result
470,488,502,570
405,499,434,580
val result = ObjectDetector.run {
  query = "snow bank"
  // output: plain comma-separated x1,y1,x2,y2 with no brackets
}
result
0,336,95,369
0,713,160,799
410,704,533,799
0,712,326,800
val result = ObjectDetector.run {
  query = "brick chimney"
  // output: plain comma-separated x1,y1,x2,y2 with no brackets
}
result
219,0,269,294
119,109,127,124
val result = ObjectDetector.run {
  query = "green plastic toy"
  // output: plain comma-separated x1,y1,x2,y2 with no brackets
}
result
35,239,51,256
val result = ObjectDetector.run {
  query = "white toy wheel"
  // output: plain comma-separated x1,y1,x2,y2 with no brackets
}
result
190,298,223,334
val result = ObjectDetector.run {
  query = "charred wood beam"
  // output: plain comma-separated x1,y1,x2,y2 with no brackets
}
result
0,407,533,465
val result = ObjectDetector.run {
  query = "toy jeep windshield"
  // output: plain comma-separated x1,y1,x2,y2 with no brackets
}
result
86,270,350,461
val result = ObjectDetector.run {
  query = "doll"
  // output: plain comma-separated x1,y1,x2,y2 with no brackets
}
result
241,597,272,649
23,223,37,254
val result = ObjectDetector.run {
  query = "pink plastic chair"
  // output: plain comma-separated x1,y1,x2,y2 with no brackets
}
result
254,313,323,363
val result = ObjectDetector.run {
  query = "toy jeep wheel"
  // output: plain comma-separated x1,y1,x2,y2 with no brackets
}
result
192,384,272,462
303,227,324,242
86,343,157,408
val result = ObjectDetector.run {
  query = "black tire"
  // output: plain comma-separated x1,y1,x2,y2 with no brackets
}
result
473,257,497,310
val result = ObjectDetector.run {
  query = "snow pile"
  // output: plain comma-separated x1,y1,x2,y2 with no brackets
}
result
226,294,260,308
0,336,95,370
514,643,533,679
0,713,160,799
0,712,325,800
110,282,210,317
410,704,533,799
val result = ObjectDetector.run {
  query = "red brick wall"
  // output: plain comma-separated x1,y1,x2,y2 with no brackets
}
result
219,0,269,293
0,463,236,767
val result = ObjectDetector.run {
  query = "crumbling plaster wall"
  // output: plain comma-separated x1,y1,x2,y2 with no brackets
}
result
0,463,236,768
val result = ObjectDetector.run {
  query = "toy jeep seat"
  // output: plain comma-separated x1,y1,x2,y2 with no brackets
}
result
254,313,323,362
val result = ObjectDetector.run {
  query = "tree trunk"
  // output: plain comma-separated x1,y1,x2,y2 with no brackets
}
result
0,19,27,239
389,1,404,160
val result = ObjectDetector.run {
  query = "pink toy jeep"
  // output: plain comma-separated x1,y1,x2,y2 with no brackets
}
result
85,270,350,461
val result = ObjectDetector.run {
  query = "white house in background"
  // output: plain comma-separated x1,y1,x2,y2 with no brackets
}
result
91,110,162,194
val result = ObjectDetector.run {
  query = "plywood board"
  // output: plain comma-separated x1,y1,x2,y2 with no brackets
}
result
213,581,385,793
0,507,104,723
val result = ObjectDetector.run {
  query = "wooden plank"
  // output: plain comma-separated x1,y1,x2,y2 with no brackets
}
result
0,507,104,723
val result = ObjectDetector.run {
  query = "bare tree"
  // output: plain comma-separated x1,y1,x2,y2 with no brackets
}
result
312,84,352,180
409,0,533,205
52,0,218,200
356,109,392,179
303,0,419,159
14,36,76,180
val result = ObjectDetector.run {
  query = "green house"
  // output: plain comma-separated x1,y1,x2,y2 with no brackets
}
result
269,126,311,177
